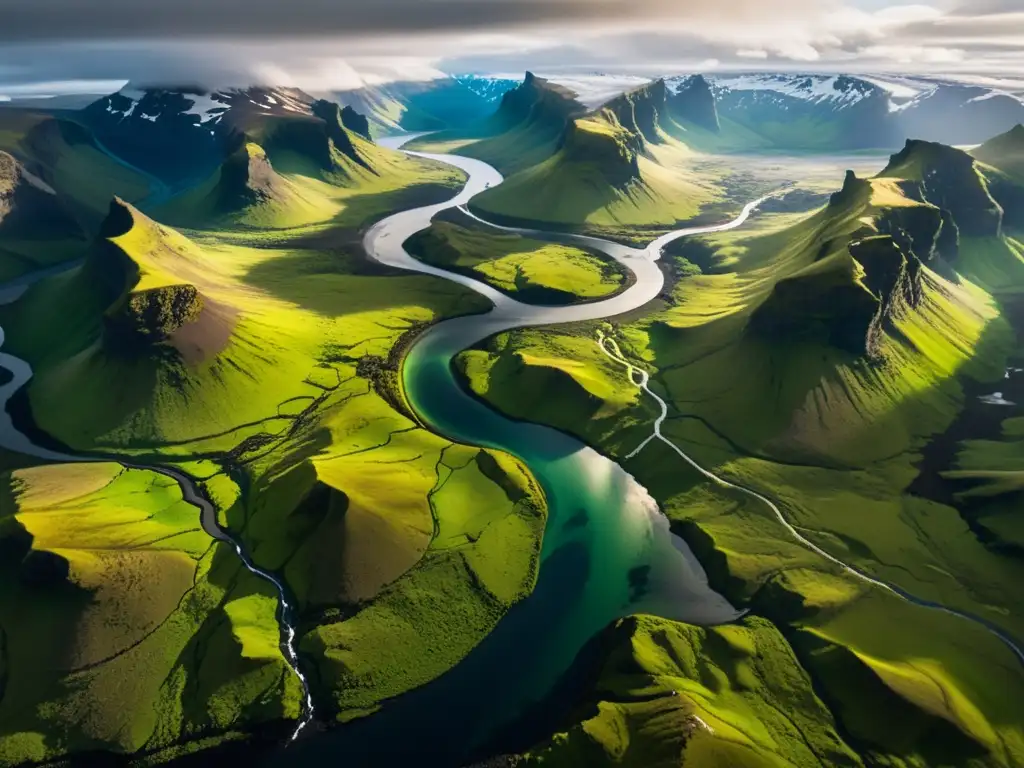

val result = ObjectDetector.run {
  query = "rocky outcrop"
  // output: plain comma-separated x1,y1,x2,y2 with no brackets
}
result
602,79,668,146
311,99,369,168
107,284,205,344
340,105,372,140
492,72,586,132
87,199,207,353
828,170,871,209
850,235,923,321
873,204,952,265
883,140,1004,237
749,255,881,356
667,75,720,133
750,235,923,359
559,115,642,188
218,142,288,208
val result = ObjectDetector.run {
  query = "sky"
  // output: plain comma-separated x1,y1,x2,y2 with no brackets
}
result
0,0,1021,96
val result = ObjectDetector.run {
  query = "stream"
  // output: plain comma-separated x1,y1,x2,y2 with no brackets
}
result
7,129,1011,768
281,141,767,765
0,137,766,764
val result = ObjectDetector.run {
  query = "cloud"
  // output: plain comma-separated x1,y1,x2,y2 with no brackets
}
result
0,0,1020,93
0,0,825,41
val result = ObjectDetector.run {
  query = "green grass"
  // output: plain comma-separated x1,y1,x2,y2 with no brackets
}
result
0,462,300,764
455,157,1024,765
529,614,861,767
472,128,724,235
405,215,627,304
0,117,550,761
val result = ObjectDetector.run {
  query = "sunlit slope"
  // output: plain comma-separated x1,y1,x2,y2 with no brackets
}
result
529,614,861,767
1,181,549,754
0,462,301,764
157,104,466,230
457,136,1024,766
470,82,722,231
404,209,627,305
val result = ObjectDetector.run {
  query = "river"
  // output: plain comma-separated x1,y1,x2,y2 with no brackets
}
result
279,141,770,765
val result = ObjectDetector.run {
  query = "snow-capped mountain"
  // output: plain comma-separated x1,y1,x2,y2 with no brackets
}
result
91,86,314,132
81,86,317,186
700,73,884,110
665,72,1024,150
335,76,519,136
452,75,521,105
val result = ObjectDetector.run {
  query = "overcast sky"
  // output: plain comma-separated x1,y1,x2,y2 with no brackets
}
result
0,0,1021,95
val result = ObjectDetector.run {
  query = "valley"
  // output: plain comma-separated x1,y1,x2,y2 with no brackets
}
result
0,66,1022,768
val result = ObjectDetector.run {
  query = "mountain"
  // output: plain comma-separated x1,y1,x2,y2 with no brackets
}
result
673,73,902,150
153,140,330,229
334,75,519,136
600,78,668,147
452,130,1024,767
0,150,82,241
410,72,588,176
897,84,1024,146
0,149,86,279
467,79,717,229
972,125,1024,230
666,74,720,133
973,124,1024,180
880,139,1004,238
80,85,317,187
0,112,152,223
659,73,1024,152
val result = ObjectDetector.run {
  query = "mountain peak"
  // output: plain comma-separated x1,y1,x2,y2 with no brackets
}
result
666,74,720,133
829,170,870,208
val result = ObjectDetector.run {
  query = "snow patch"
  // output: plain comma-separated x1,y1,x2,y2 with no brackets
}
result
184,93,228,125
705,74,871,108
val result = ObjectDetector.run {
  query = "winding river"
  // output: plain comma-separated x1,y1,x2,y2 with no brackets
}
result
4,131,1020,767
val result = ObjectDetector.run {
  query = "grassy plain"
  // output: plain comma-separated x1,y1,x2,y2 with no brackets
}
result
405,213,627,304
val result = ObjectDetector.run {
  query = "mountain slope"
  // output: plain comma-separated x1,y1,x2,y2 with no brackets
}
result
467,79,720,232
80,85,317,188
658,73,1024,152
153,141,338,229
410,72,588,176
454,133,1024,766
0,112,152,224
335,75,519,136
0,150,87,279
973,125,1024,231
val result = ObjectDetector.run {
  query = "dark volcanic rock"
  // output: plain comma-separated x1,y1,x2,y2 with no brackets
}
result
667,74,720,133
218,142,287,209
310,99,368,168
493,72,586,131
749,258,882,357
750,234,923,359
340,105,372,140
602,79,668,146
107,284,205,345
882,140,1004,237
829,170,871,208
